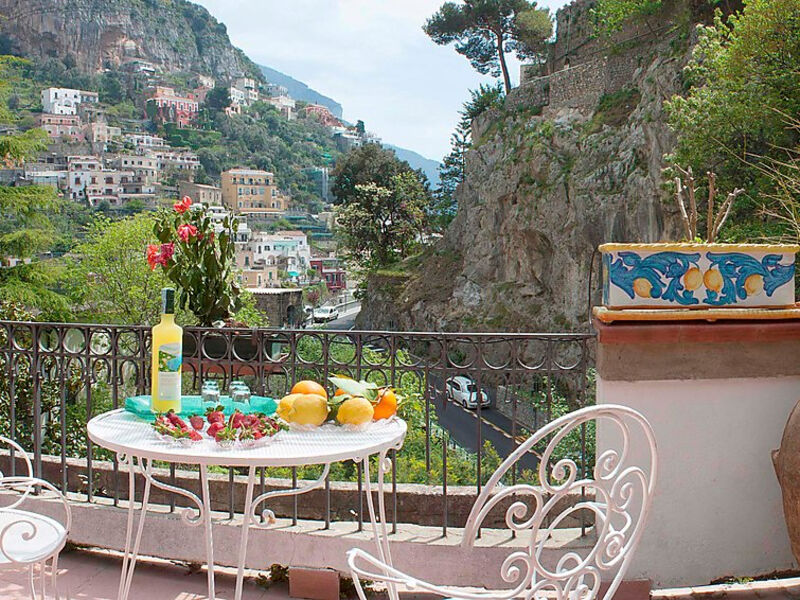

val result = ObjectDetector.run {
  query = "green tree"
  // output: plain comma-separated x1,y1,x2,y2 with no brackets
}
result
0,56,68,318
331,143,414,205
665,0,800,202
66,214,172,325
423,0,552,93
336,172,429,270
204,85,232,113
591,0,664,35
433,83,505,230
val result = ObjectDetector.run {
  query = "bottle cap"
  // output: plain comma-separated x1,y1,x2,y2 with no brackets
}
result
161,288,175,315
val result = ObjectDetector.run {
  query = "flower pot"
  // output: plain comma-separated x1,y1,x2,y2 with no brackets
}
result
773,399,800,564
601,243,798,309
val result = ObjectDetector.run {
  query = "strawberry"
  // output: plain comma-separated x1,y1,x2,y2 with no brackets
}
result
189,415,204,430
188,430,202,441
206,405,224,424
231,410,245,429
241,414,257,428
215,425,236,443
252,430,264,440
166,410,187,429
206,422,224,437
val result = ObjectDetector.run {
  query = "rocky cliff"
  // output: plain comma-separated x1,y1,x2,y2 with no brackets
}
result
358,2,689,333
0,0,260,81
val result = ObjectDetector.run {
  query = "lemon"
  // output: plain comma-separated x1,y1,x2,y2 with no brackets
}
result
683,267,703,291
336,397,374,426
704,269,724,292
285,393,329,426
276,393,301,421
633,278,652,298
744,273,764,296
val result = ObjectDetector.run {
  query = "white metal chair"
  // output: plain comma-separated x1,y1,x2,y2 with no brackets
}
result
0,435,71,599
347,404,657,600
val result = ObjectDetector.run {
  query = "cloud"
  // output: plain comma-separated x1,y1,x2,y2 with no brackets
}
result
195,0,568,162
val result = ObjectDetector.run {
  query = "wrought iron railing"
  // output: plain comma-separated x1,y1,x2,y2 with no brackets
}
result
0,321,595,534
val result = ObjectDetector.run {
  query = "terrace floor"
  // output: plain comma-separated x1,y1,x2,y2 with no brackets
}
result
2,546,797,600
0,547,296,600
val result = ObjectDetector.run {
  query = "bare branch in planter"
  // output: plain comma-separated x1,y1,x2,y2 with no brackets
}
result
673,167,743,242
674,176,692,240
686,167,698,240
706,171,716,242
712,188,744,241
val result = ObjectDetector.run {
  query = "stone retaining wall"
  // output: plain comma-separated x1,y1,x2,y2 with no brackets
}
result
5,453,592,529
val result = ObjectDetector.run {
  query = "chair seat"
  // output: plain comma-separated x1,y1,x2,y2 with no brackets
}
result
0,508,66,565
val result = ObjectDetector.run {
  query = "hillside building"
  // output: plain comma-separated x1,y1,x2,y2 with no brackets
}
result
303,104,340,127
146,86,198,128
264,83,288,97
266,95,295,120
310,256,347,292
221,168,287,215
178,181,222,206
83,122,121,145
36,113,83,141
149,148,200,172
124,133,167,151
40,87,99,115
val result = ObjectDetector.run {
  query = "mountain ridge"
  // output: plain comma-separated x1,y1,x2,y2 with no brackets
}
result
258,64,342,118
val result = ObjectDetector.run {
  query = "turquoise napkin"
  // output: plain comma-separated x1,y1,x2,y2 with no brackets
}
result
124,395,277,420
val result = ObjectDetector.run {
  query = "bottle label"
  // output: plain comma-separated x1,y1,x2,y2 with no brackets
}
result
157,342,182,401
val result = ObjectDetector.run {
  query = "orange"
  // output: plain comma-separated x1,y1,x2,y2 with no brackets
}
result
291,380,327,399
373,388,397,420
334,388,346,397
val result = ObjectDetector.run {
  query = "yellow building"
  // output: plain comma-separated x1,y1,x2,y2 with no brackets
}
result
221,168,287,215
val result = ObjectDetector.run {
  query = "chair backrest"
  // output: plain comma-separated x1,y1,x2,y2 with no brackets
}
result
0,435,32,481
462,404,657,600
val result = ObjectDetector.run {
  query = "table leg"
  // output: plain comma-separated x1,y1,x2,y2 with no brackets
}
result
362,451,398,600
119,456,152,600
234,466,256,600
117,455,135,600
199,464,216,600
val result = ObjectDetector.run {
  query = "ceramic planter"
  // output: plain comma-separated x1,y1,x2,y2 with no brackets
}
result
601,243,799,309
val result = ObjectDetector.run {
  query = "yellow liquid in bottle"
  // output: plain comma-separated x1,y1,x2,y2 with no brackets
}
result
151,312,183,413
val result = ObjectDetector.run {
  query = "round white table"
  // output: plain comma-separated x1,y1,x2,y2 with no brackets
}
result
87,409,407,600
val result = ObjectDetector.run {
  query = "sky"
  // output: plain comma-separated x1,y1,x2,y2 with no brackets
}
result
194,0,570,163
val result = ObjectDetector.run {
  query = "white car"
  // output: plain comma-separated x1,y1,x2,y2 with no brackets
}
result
445,376,490,409
313,306,340,322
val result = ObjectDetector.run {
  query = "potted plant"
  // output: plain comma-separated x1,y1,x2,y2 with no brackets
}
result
601,168,798,310
147,196,259,362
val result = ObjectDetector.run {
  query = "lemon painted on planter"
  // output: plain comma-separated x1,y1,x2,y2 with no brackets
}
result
632,278,652,298
745,273,764,296
601,242,798,309
683,267,703,291
703,269,723,292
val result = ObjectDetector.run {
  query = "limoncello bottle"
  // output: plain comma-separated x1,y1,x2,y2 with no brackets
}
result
151,288,183,413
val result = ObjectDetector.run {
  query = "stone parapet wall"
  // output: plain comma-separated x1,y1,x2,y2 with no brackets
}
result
4,453,592,530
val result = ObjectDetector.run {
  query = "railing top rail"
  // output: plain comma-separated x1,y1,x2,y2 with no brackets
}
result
0,320,596,340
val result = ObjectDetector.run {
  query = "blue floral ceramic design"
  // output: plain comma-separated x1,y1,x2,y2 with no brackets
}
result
704,252,795,306
608,251,701,305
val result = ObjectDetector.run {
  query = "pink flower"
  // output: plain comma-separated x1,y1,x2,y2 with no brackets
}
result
146,244,160,271
160,242,175,262
146,243,176,270
177,223,198,242
174,196,192,214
